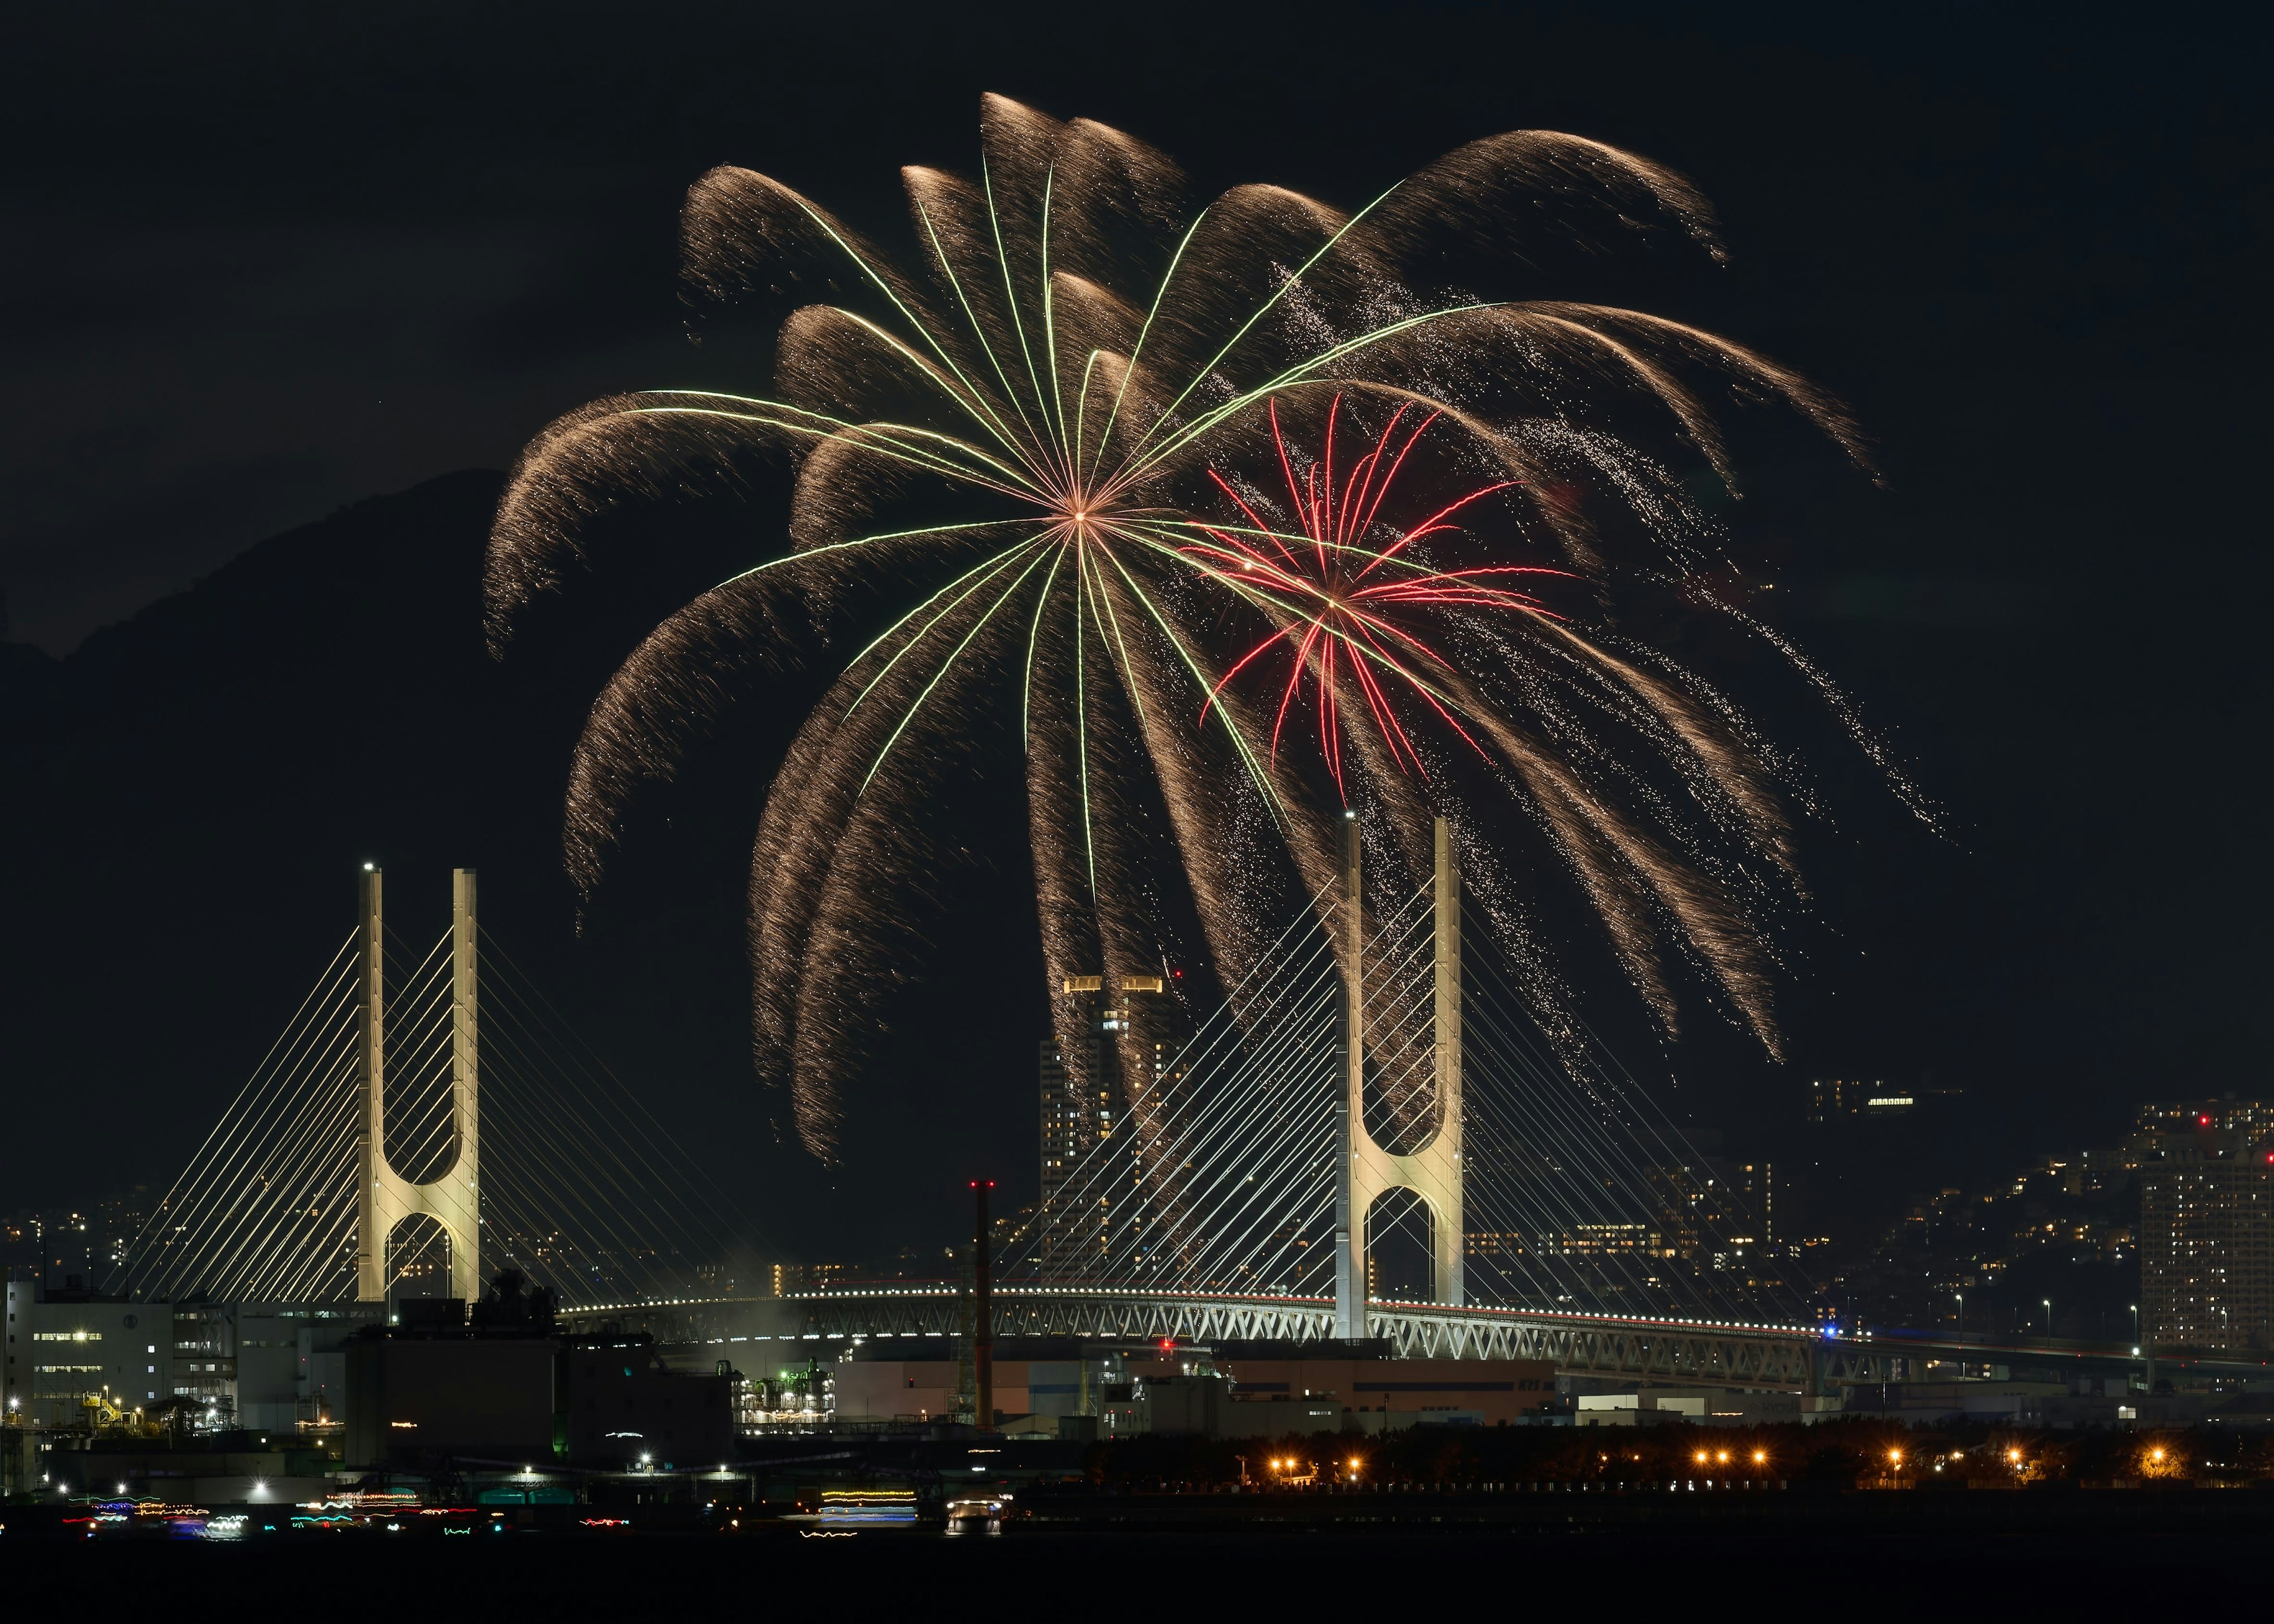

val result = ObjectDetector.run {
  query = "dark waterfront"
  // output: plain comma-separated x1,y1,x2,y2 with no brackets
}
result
15,1494,2274,1609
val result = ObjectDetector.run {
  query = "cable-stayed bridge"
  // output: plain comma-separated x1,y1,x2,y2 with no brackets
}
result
125,832,1855,1387
999,818,1791,1320
120,868,738,1308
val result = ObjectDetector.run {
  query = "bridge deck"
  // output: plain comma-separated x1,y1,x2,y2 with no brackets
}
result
561,1284,2265,1389
564,1283,1836,1387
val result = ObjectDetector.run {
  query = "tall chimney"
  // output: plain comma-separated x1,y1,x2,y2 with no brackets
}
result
973,1179,995,1430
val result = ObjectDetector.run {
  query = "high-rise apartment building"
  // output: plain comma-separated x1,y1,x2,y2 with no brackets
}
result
1645,1155,1771,1260
2138,1098,2274,1352
1039,973,1189,1264
1723,1161,1775,1246
2130,1098,2274,1160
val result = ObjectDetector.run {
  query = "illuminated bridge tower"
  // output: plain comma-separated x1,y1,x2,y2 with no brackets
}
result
1334,816,1464,1339
354,866,481,1303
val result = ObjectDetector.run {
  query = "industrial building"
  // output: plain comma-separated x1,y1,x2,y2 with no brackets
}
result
833,1339,1109,1430
5,1277,169,1425
1115,1343,1554,1436
342,1272,735,1469
343,1301,559,1467
1209,1347,1555,1429
830,1334,1556,1438
555,1332,737,1466
4,1274,376,1433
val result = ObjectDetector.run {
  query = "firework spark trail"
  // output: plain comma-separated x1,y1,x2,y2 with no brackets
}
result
1179,394,1555,793
486,94,1920,1164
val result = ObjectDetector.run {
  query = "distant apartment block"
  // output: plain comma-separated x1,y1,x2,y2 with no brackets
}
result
1039,971,1189,1262
2138,1098,2274,1352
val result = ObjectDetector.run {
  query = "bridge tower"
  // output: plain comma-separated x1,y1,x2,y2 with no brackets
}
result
354,867,481,1303
1335,817,1464,1339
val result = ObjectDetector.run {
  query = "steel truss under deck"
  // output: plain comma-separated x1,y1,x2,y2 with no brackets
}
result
564,1285,1851,1388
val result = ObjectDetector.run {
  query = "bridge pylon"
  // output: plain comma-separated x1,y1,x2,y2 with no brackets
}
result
354,866,481,1303
1335,816,1464,1339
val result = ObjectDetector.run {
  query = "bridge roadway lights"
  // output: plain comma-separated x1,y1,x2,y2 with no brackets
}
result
558,1289,1827,1387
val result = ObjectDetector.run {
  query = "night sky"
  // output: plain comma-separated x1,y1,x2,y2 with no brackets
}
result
3,2,2268,1264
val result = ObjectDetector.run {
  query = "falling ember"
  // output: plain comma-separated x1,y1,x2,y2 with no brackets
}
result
483,94,1923,1159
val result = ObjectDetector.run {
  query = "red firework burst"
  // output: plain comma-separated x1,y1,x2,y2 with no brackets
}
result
1188,395,1563,796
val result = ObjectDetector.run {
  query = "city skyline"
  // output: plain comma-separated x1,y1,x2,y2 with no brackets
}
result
6,4,2274,1581
3,2,2267,1287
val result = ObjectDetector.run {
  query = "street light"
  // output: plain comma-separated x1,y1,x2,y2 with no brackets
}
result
2043,1298,2053,1338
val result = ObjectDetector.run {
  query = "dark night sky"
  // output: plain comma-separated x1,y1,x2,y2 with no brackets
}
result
2,2,2269,1262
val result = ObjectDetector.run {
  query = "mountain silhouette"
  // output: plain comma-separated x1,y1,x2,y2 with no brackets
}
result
0,471,1043,1259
